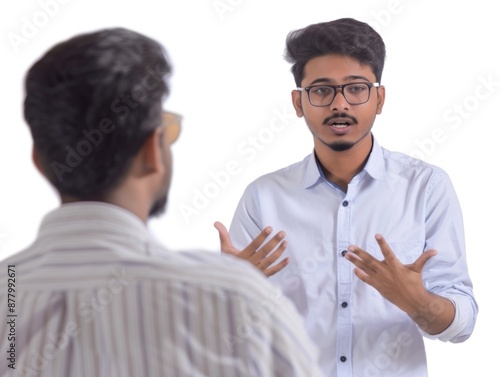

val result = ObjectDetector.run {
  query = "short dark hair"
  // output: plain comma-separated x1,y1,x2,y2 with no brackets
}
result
284,18,386,86
24,27,171,200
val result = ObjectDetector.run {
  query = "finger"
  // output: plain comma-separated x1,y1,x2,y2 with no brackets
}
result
412,249,437,273
374,233,397,264
345,246,378,274
258,240,288,270
352,266,372,285
263,257,290,277
213,221,238,255
250,230,286,263
240,226,273,258
344,250,377,274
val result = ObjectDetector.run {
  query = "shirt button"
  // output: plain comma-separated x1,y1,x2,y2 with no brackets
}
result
342,200,349,207
340,356,347,362
341,250,347,257
341,302,348,308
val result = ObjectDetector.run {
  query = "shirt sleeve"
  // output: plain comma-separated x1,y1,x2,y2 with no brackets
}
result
420,169,478,342
228,185,324,375
229,183,263,250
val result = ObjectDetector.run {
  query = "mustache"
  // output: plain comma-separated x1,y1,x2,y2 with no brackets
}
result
323,113,358,125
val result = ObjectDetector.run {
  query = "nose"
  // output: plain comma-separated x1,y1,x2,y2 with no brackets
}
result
329,87,350,112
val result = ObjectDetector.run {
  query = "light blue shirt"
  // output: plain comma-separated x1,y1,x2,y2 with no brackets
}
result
229,137,477,377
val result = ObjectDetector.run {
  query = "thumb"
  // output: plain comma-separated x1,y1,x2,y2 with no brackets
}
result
412,249,437,273
214,221,238,255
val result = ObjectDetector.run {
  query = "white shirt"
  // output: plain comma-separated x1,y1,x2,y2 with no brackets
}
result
0,202,323,377
229,138,478,377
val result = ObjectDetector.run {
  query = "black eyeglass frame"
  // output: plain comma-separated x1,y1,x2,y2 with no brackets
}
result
296,82,380,106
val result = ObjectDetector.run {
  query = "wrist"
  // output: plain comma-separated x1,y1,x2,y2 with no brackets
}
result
406,292,455,335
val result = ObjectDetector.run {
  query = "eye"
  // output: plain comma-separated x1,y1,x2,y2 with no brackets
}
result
346,84,368,94
310,86,333,96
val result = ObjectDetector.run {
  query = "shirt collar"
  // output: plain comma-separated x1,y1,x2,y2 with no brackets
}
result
363,138,386,180
302,152,323,189
302,136,386,189
37,202,156,255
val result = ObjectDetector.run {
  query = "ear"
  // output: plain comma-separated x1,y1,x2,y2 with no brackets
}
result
375,85,386,115
132,128,164,178
291,90,304,117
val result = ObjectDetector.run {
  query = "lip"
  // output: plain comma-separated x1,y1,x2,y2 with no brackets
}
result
327,117,353,125
326,118,353,135
327,123,351,135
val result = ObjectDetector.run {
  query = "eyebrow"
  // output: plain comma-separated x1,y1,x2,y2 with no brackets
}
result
307,75,372,86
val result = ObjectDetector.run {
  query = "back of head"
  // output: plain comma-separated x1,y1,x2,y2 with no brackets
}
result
24,28,171,200
285,18,386,86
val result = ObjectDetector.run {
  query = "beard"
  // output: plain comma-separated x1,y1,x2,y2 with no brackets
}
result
149,143,171,219
149,194,167,218
317,126,373,153
327,141,355,152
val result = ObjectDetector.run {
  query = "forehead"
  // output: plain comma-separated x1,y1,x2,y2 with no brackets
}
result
302,54,376,85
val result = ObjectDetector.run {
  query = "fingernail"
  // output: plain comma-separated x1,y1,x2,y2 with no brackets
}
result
278,231,285,238
375,234,382,240
264,227,272,234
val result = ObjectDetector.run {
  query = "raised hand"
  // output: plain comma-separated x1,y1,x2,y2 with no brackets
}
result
214,221,290,277
345,234,454,335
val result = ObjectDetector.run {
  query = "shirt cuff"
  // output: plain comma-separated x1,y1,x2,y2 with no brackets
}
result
420,295,469,342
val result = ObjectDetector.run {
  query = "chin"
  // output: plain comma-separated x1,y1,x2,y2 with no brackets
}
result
328,141,355,152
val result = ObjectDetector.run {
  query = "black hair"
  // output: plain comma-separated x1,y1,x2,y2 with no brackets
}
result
284,18,386,86
24,27,170,200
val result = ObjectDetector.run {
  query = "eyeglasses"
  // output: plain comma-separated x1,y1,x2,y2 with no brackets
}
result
296,82,380,106
162,111,182,144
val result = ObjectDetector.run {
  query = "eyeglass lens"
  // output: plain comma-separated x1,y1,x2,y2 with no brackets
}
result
308,83,371,106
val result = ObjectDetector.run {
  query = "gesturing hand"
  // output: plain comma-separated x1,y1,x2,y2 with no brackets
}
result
214,221,290,277
344,234,436,313
345,234,456,334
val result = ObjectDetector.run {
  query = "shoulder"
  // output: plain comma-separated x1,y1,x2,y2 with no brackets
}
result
382,147,444,173
125,248,282,301
0,244,273,301
381,147,450,189
246,154,311,188
0,246,292,326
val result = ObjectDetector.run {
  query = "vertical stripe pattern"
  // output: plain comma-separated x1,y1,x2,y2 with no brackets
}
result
0,202,322,377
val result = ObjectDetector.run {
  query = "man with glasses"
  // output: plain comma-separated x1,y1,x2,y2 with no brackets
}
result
0,28,323,376
222,18,478,377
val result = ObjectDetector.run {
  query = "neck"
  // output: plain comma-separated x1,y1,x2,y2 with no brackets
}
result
315,134,373,192
60,186,150,223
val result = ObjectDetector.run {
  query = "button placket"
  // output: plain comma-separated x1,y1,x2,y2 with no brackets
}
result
336,192,353,376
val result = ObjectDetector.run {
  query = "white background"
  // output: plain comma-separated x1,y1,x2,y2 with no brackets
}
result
1,0,498,375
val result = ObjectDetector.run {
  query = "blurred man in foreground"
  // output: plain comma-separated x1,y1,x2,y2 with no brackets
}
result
0,28,322,377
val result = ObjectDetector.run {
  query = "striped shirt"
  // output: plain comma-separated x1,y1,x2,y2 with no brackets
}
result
0,202,323,377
